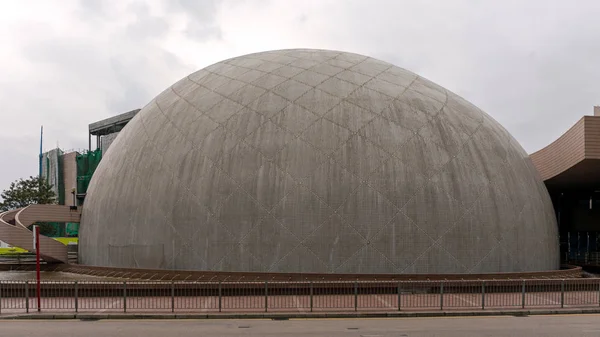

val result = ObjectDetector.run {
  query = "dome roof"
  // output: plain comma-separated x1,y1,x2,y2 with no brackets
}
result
80,49,559,274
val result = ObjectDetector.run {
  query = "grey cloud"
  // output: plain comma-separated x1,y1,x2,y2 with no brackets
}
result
169,0,220,21
167,0,223,41
106,47,191,113
2,0,600,194
448,4,600,152
20,39,108,79
0,136,39,189
125,2,170,40
77,0,114,19
185,24,222,41
126,16,170,40
313,1,600,152
0,1,193,191
107,57,151,113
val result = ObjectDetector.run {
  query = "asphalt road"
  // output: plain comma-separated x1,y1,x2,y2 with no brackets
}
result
3,315,600,336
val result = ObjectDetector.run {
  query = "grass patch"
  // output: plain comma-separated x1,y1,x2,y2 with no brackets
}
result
0,247,29,255
54,237,78,245
0,238,77,255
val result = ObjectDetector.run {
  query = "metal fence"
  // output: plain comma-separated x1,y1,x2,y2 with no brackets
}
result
1,279,600,314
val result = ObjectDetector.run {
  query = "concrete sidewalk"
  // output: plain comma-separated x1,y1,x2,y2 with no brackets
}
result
4,314,600,337
3,307,600,320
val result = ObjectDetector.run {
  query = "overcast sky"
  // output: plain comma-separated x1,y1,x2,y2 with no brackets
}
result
1,0,599,191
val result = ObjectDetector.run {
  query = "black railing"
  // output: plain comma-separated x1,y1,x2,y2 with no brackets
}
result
1,279,600,314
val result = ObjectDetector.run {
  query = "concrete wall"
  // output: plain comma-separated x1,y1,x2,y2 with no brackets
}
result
62,152,78,206
80,49,559,274
100,132,120,155
41,148,62,200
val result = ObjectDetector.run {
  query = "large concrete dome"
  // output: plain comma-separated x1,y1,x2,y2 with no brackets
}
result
80,49,559,274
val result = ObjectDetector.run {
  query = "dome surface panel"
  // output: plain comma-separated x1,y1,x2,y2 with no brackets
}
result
80,49,559,273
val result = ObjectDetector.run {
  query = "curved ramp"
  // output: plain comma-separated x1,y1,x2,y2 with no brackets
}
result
0,205,81,263
0,208,21,227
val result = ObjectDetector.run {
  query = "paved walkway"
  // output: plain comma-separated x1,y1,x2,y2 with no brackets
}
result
3,315,600,336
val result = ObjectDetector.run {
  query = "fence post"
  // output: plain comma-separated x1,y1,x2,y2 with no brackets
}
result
521,280,526,309
397,281,401,311
171,281,175,313
25,281,29,313
264,281,268,313
440,281,444,310
123,281,127,313
481,281,485,310
309,281,313,312
74,281,78,313
218,281,222,312
354,281,358,312
560,280,564,308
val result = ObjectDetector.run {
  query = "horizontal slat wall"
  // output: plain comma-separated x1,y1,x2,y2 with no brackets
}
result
530,117,585,180
16,204,81,227
584,116,600,159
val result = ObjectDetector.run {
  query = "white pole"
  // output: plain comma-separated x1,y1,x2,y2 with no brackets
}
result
32,225,37,250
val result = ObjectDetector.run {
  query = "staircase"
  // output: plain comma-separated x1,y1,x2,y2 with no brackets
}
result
0,205,81,263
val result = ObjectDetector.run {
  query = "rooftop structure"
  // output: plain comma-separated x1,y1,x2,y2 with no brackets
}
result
88,109,140,153
531,107,600,261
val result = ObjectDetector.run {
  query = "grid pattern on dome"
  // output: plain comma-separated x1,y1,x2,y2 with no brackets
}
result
80,49,559,274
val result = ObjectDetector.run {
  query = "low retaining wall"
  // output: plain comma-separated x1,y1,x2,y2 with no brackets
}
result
0,263,580,281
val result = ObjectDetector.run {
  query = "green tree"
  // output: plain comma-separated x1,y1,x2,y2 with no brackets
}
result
0,176,56,212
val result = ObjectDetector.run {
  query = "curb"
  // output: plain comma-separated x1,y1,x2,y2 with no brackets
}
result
2,308,600,320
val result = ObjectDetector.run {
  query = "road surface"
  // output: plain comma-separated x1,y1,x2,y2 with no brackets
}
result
3,314,600,336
